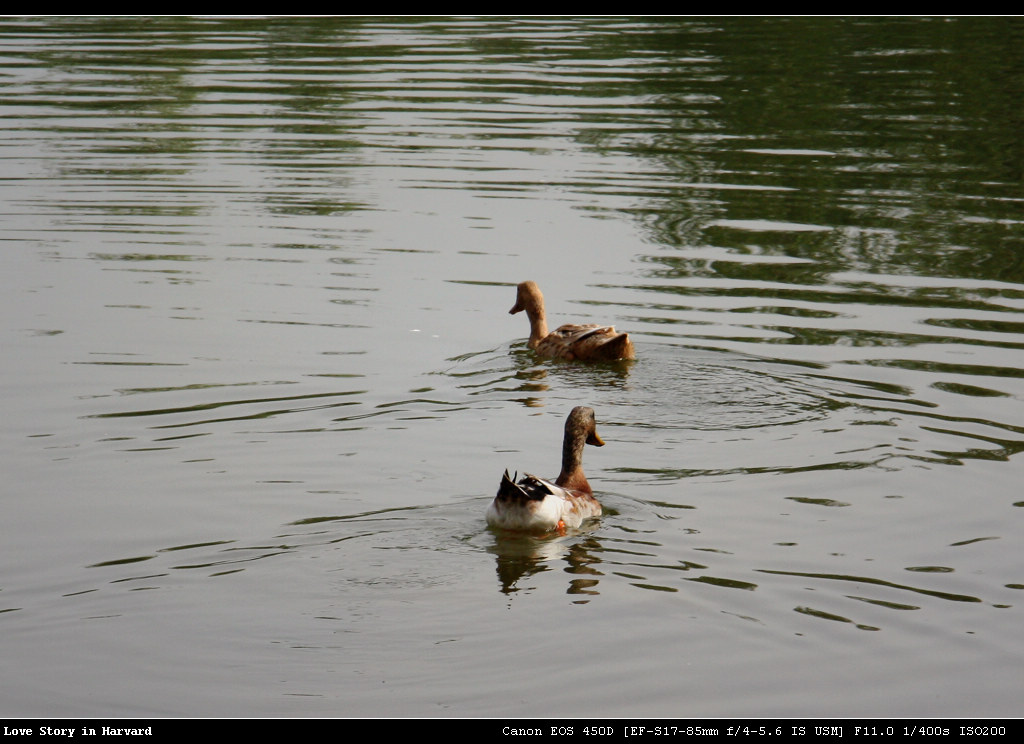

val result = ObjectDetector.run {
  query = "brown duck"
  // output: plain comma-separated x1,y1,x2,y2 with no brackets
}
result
510,281,635,361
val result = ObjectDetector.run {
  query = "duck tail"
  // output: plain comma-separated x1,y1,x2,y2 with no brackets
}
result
497,470,550,502
497,469,524,502
595,332,634,361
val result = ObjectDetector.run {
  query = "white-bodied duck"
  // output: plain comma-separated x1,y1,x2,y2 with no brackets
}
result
487,406,605,532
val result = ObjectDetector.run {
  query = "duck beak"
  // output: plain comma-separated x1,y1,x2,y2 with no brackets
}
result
587,431,605,447
509,300,523,315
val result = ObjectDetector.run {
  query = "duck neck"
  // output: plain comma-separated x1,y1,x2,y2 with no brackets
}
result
525,305,549,348
555,430,590,494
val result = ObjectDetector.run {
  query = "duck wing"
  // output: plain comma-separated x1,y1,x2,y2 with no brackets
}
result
538,324,634,361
